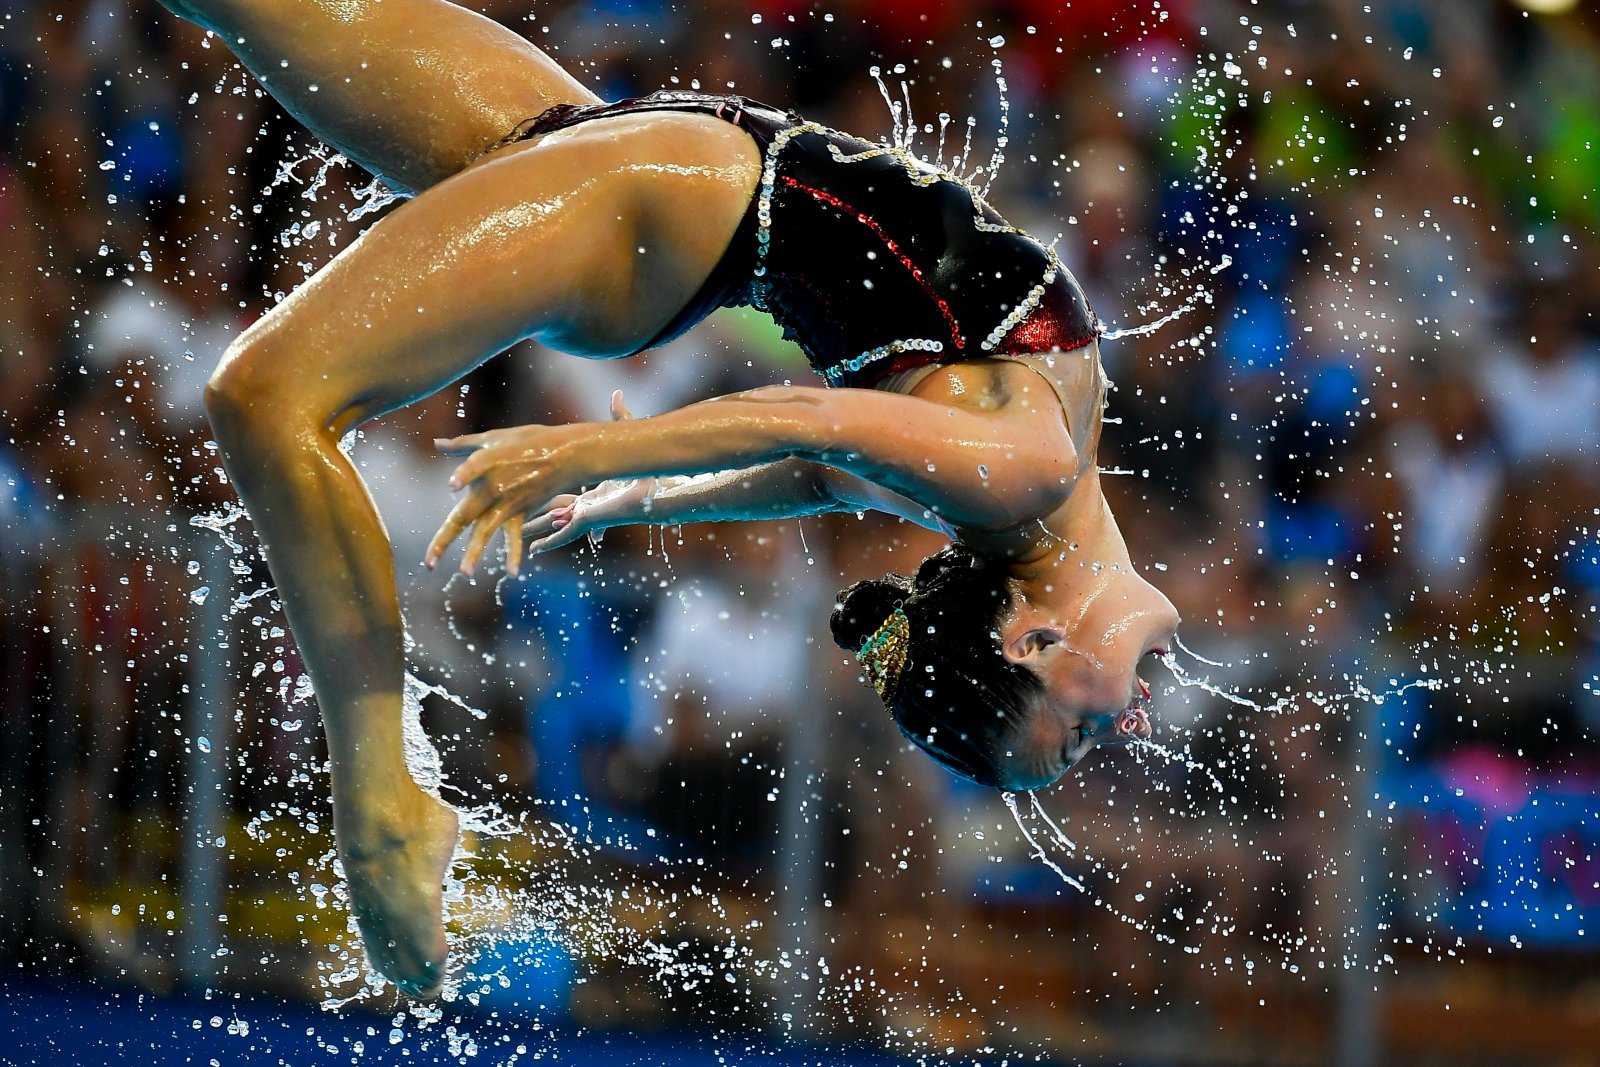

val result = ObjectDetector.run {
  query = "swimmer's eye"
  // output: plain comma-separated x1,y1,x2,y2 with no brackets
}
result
1063,724,1092,768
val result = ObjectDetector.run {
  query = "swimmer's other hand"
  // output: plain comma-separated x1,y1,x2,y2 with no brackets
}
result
424,391,636,576
522,472,659,555
524,392,659,554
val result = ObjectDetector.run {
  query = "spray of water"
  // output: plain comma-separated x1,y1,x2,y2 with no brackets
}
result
58,5,1583,1064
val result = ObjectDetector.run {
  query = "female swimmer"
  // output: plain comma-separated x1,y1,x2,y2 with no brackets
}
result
159,0,1179,997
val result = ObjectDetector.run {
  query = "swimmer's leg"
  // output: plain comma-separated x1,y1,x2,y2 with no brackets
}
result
156,0,600,192
202,124,758,997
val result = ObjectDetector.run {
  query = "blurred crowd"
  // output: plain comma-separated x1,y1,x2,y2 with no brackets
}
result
2,0,1598,1060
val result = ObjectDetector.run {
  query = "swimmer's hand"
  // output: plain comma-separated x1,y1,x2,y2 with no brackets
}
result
523,393,661,554
521,474,657,556
425,391,636,576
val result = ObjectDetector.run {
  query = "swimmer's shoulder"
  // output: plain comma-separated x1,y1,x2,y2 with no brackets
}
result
890,359,1064,419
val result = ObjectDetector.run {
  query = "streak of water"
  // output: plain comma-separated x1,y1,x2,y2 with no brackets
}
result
1002,792,1083,891
1099,300,1198,342
1004,792,1179,945
980,53,1010,197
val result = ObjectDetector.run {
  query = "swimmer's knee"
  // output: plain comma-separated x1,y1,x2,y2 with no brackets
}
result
205,336,318,444
206,339,262,428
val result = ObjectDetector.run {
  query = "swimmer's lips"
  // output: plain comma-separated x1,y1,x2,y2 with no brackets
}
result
1070,673,1157,767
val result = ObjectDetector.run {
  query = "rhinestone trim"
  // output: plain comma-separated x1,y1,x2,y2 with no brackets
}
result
825,142,945,187
823,338,945,385
750,117,1080,383
981,247,1062,352
750,120,827,311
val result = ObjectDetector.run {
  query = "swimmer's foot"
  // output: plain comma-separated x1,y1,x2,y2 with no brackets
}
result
339,792,459,998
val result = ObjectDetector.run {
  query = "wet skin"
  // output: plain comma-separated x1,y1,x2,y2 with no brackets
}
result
433,357,1182,797
162,0,760,998
160,0,1181,999
987,478,1182,791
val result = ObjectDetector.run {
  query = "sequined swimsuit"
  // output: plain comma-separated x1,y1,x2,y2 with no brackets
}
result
509,92,1101,389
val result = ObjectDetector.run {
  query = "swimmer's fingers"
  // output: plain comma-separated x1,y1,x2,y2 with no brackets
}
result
522,495,577,540
502,518,523,577
460,471,565,575
458,504,509,576
428,477,537,574
525,506,589,555
433,432,493,458
425,492,482,569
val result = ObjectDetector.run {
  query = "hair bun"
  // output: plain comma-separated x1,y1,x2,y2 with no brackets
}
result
831,575,911,651
912,543,984,591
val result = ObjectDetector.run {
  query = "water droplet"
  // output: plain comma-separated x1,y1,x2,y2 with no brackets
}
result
196,736,212,753
190,586,210,605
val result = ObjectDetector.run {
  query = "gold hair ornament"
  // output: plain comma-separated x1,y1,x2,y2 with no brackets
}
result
856,606,910,701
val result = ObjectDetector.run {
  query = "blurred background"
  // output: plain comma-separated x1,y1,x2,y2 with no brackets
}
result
2,0,1599,1065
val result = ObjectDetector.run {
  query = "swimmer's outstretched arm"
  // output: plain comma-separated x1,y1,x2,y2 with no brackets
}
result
465,391,947,559
517,457,949,556
429,382,1076,572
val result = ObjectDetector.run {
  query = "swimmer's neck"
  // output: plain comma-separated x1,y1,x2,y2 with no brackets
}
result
990,468,1132,592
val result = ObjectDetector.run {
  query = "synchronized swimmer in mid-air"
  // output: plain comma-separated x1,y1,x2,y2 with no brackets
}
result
159,0,1180,997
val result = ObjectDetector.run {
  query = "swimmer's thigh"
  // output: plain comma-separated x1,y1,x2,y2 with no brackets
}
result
163,0,600,193
212,116,760,429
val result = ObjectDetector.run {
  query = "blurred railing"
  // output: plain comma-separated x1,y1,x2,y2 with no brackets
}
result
0,505,241,986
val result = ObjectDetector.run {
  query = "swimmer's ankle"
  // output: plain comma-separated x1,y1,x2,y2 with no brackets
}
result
337,788,456,859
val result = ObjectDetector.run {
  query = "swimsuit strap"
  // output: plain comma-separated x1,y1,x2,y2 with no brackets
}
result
504,93,792,151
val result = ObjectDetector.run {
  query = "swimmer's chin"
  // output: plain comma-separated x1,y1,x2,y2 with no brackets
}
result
1000,766,1074,793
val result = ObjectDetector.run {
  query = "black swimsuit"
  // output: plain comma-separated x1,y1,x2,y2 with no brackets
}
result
509,92,1101,389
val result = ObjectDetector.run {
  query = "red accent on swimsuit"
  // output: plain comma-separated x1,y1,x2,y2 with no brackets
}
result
505,92,1103,385
779,176,967,352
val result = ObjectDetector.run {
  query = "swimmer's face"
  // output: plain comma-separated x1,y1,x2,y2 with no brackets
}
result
992,565,1179,791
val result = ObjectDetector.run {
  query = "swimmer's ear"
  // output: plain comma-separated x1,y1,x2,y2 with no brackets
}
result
609,390,634,422
1003,626,1063,664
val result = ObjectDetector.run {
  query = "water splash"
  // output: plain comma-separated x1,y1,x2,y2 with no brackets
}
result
868,36,1010,195
868,66,905,150
348,173,408,221
979,50,1010,198
995,634,1448,977
1099,301,1199,342
1002,792,1083,891
1002,792,1180,946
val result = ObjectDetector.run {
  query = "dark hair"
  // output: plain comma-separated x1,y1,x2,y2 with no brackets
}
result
830,544,1045,787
